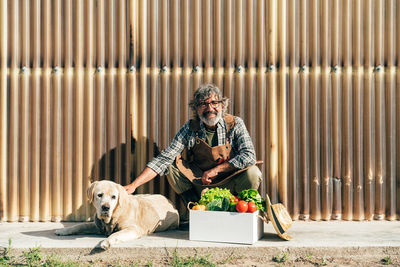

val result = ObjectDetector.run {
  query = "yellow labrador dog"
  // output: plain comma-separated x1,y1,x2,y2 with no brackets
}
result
55,180,179,249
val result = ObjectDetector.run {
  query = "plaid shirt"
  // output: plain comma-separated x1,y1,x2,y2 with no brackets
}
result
147,115,257,176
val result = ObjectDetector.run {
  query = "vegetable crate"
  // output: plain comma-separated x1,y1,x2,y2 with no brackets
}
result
189,209,263,244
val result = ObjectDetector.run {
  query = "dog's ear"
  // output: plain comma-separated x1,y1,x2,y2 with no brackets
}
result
87,181,98,203
116,183,129,208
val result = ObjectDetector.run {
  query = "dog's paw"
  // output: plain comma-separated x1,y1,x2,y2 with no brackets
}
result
55,228,70,236
100,239,111,250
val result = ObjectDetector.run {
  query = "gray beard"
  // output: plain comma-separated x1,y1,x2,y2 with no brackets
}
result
199,111,223,127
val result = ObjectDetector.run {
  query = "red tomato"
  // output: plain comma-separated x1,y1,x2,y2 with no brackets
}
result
230,196,239,203
236,200,248,212
247,202,257,213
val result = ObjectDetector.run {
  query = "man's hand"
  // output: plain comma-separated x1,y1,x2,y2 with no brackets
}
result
124,184,136,194
201,169,218,185
201,162,237,185
123,167,158,194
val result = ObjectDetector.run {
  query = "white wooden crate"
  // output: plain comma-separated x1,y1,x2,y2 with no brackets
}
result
189,209,263,244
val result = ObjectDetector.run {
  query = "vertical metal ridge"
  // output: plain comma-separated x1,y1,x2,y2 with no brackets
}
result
256,0,265,69
192,0,200,67
384,0,396,221
287,0,298,220
54,0,62,67
9,68,19,222
83,0,95,219
341,0,353,221
353,0,364,221
105,69,116,181
235,0,243,67
214,0,222,70
40,0,52,222
320,0,332,221
73,0,84,221
267,0,278,205
396,1,400,220
278,0,288,207
30,0,41,222
255,71,266,197
94,69,105,181
159,70,169,195
223,0,233,115
171,0,179,69
147,0,157,193
118,0,127,67
224,0,232,69
255,0,266,201
148,69,157,193
246,0,254,69
363,0,375,221
298,0,309,221
63,0,74,220
161,0,169,68
182,0,189,68
116,0,127,186
169,71,178,203
203,0,211,72
105,0,116,181
309,0,320,221
9,0,20,222
331,2,341,220
50,0,62,215
51,69,62,222
135,0,148,194
374,0,385,220
40,69,51,222
0,0,8,222
18,1,31,221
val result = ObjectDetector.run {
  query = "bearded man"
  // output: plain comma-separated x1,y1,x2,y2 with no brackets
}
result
124,84,262,208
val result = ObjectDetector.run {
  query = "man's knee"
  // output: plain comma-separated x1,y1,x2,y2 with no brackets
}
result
245,165,262,188
165,163,193,194
232,165,262,193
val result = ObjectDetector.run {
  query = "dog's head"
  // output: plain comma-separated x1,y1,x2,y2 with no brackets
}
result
87,180,128,223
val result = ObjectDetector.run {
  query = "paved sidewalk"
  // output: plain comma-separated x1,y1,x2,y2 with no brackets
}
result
1,220,399,248
0,221,399,266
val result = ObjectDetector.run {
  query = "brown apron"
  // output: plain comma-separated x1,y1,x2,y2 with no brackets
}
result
175,115,255,187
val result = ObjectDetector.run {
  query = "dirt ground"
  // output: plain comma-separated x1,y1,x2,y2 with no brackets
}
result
8,246,400,266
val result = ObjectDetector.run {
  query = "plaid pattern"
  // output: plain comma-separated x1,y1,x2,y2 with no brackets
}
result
147,115,257,175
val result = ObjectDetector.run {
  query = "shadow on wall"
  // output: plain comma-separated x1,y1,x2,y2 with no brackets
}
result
89,135,136,186
82,136,184,221
88,136,171,194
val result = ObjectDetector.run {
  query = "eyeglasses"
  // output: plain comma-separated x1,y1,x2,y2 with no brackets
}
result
198,100,223,109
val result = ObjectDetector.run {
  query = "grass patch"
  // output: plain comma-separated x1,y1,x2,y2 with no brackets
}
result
170,250,215,267
42,253,82,267
0,238,14,266
22,246,44,266
298,252,331,266
166,248,240,267
381,256,392,265
0,241,84,267
272,252,289,263
305,252,313,261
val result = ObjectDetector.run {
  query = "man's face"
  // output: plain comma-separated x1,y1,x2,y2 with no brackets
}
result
196,94,223,127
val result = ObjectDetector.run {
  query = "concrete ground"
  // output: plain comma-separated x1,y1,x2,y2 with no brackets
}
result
1,220,400,266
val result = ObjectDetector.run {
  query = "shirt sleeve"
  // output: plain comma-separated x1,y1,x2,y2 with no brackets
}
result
146,122,189,175
228,117,257,169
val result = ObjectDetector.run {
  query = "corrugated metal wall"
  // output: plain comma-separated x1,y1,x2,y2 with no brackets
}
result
0,0,399,222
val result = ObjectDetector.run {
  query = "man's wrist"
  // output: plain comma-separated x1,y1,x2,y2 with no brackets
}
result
216,162,236,173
